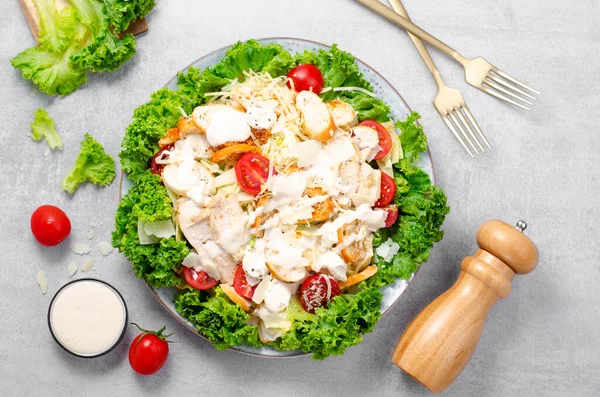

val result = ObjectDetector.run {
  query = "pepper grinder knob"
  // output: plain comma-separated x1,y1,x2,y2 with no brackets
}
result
391,219,539,394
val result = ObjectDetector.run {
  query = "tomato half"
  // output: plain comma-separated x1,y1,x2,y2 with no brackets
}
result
235,153,272,196
233,266,256,300
183,267,218,290
31,205,71,246
382,205,399,227
300,274,341,314
359,120,392,160
374,172,397,208
128,324,171,375
150,144,174,176
287,64,324,94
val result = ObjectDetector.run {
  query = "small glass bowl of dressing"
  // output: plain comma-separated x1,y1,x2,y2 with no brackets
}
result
48,278,128,358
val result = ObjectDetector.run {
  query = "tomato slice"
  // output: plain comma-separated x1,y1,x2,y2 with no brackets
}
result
382,205,399,227
183,267,218,290
150,144,175,176
233,266,256,300
235,153,272,196
300,274,341,314
287,64,324,94
359,120,392,160
374,172,397,208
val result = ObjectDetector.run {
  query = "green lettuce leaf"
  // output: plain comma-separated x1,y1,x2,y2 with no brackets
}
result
103,0,156,33
112,171,188,288
175,288,261,350
30,108,63,149
62,133,115,194
370,112,449,287
12,0,156,96
295,45,390,121
270,286,382,360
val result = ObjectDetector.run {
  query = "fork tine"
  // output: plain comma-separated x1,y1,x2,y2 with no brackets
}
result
484,80,534,106
455,109,484,152
461,105,491,149
480,85,531,110
441,114,474,158
491,68,539,95
449,111,479,154
486,74,536,100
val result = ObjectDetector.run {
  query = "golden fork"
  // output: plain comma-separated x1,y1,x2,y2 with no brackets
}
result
388,0,489,157
355,0,539,111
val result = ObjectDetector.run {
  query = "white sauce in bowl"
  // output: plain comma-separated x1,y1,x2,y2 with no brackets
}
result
49,279,127,357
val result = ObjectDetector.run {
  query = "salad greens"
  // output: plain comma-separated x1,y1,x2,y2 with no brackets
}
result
11,0,156,96
112,40,449,359
62,133,115,194
30,108,63,149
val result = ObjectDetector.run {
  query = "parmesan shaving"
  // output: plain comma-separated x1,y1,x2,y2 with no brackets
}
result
98,241,113,256
70,242,91,255
36,270,48,294
67,263,78,277
81,258,94,272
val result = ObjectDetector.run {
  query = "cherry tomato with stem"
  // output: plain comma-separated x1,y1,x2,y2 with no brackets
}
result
129,323,173,375
30,205,71,246
287,64,324,94
300,274,341,314
359,120,392,160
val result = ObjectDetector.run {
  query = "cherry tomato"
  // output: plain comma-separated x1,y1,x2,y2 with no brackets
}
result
150,144,174,176
382,205,399,227
235,153,272,196
129,323,172,375
287,64,324,94
300,274,341,314
374,172,397,208
359,120,392,160
233,266,256,300
30,205,71,246
183,267,218,290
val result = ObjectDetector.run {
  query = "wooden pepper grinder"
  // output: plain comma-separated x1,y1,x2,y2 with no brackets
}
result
392,219,539,394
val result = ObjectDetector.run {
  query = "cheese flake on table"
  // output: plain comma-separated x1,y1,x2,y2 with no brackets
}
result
67,263,78,277
70,242,91,255
98,241,113,256
81,258,94,272
36,270,48,294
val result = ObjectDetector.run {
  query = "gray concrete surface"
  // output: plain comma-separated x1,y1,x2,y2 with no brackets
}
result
1,0,599,396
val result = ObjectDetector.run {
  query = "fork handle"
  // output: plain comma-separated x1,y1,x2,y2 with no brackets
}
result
388,0,443,85
355,0,466,64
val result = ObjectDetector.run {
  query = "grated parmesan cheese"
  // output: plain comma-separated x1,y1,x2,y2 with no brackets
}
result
70,242,91,255
332,86,377,97
375,238,400,262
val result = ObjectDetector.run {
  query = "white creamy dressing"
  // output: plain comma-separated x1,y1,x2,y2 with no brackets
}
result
206,108,251,147
50,280,126,356
312,251,348,281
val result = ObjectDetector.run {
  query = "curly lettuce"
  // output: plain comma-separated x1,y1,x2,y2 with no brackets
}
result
11,0,155,96
62,133,115,194
30,108,63,149
112,171,188,287
114,40,448,359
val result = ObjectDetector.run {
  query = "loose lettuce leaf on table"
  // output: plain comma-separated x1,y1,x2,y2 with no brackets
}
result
62,133,115,194
30,108,63,149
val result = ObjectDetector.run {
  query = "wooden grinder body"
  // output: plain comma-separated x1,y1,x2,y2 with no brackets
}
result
392,220,539,394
